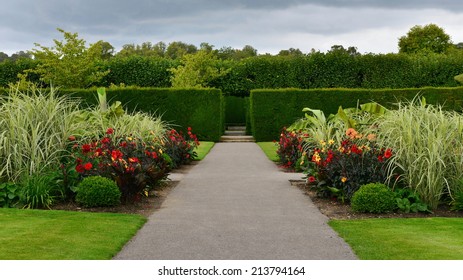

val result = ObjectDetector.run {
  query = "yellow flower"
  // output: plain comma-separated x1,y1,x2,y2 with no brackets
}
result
159,149,163,154
312,152,321,163
127,136,133,141
328,139,335,145
300,160,305,165
319,140,326,146
341,177,347,183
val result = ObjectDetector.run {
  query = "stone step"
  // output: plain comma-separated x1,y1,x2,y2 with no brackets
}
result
227,126,246,132
220,135,255,142
224,130,246,136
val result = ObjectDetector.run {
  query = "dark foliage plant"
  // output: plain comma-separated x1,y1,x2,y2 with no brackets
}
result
70,128,171,202
311,129,392,200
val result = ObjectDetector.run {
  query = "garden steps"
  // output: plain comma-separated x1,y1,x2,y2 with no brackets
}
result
220,125,255,142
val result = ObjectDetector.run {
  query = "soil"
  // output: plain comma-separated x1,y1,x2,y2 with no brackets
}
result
290,180,463,220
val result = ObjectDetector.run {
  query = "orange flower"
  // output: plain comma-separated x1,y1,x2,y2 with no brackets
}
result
346,128,358,139
341,177,347,183
367,134,376,141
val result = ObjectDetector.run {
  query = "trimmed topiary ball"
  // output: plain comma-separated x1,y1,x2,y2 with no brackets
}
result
351,183,396,213
76,176,121,207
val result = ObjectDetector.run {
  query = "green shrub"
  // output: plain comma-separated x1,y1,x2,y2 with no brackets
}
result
75,176,121,207
351,183,396,213
0,182,20,208
451,191,463,211
19,173,59,209
394,188,431,213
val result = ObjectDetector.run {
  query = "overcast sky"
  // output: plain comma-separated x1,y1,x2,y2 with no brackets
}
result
1,0,463,55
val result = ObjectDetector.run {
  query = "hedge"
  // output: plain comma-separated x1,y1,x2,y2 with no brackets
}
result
224,96,246,125
61,88,224,142
101,56,177,87
250,87,463,141
218,53,463,96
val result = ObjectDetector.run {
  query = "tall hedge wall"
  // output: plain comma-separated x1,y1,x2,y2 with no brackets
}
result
219,53,463,96
60,88,224,142
250,87,463,141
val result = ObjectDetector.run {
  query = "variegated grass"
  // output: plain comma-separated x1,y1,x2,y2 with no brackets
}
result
0,85,86,182
376,99,463,209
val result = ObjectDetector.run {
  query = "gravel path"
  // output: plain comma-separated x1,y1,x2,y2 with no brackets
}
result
114,143,357,260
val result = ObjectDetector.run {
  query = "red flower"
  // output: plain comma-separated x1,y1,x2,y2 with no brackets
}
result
101,137,111,144
111,150,123,161
188,127,192,131
94,148,102,157
151,152,158,159
82,144,91,153
384,148,392,159
75,164,85,173
84,162,93,170
120,141,127,147
106,128,114,135
308,176,317,184
378,155,384,162
128,157,139,163
68,135,76,141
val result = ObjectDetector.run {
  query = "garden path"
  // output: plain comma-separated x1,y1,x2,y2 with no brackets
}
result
114,143,357,259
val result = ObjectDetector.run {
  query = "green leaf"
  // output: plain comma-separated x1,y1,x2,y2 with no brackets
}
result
97,87,107,112
360,102,388,115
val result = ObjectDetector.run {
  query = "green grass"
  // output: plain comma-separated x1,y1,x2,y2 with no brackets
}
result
194,141,215,160
257,142,279,162
0,208,146,260
329,218,463,259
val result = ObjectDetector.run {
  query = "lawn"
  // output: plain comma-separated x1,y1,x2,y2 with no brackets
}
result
194,141,215,160
0,208,146,260
329,217,463,259
257,142,279,162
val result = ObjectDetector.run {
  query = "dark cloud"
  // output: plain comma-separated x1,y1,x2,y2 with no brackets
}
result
1,0,462,55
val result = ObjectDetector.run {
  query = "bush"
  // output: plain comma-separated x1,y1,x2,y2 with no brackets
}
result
72,128,171,202
19,173,59,209
310,129,392,201
451,191,463,212
276,128,305,169
76,176,121,207
0,182,20,208
351,183,396,213
164,127,200,168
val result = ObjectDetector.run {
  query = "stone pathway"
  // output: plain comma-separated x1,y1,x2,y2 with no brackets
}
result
114,143,357,260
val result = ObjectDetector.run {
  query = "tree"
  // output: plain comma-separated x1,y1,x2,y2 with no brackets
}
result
28,28,109,88
278,48,304,56
398,23,453,54
165,41,197,59
169,50,229,88
92,40,114,60
0,52,9,62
